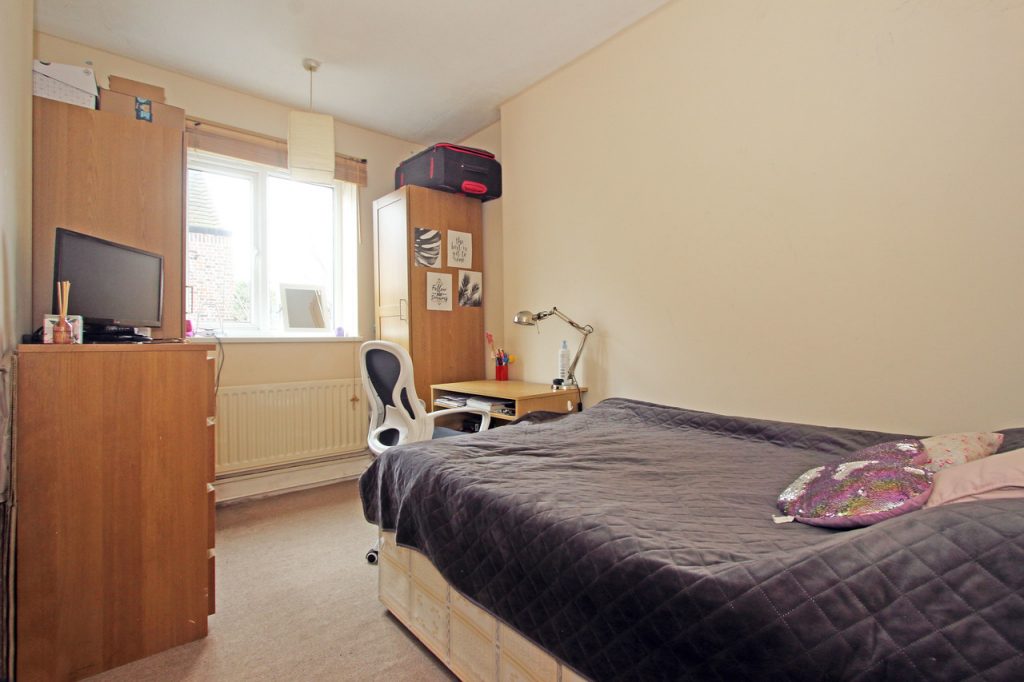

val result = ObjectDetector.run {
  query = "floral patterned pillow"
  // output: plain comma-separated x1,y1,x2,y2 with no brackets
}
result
919,432,1005,473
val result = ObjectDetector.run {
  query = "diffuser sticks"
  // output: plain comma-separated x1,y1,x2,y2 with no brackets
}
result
53,280,73,344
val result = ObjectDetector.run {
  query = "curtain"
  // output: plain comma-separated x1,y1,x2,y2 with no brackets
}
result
184,117,367,187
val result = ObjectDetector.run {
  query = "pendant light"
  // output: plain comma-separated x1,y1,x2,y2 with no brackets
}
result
288,58,335,183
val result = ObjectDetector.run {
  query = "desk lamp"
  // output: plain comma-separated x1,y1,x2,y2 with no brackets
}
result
512,308,593,408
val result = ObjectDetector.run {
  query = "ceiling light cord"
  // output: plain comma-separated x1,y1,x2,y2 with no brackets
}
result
302,57,321,113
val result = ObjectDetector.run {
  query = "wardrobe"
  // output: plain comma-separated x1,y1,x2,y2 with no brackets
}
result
372,185,484,401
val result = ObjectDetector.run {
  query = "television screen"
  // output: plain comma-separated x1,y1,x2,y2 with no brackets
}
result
53,228,164,328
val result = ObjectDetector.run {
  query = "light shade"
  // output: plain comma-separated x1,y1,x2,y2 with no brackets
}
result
288,110,335,183
513,310,538,326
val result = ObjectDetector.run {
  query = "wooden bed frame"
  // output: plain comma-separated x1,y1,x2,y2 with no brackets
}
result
378,532,589,682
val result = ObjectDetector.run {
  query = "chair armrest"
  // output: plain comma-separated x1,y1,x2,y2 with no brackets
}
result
425,406,493,431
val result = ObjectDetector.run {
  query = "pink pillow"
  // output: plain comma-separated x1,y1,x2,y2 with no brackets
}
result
919,432,1004,472
925,448,1024,507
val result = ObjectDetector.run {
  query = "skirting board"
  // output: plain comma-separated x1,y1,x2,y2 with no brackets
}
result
378,532,590,682
215,452,372,503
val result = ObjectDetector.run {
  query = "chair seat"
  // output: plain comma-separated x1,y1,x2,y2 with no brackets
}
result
432,425,463,439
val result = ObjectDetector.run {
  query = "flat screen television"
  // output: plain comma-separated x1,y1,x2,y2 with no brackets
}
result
53,228,164,332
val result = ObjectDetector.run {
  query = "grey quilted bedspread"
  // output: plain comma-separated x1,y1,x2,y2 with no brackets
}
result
360,398,1024,681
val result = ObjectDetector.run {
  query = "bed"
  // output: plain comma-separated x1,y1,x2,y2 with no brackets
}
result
360,397,1024,681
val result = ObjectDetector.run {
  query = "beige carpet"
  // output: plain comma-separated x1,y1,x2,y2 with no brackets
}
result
89,480,455,681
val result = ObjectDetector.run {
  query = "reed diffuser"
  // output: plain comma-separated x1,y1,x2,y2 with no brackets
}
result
53,280,73,344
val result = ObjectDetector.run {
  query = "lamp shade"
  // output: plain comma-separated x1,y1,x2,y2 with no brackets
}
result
288,110,335,183
513,310,538,326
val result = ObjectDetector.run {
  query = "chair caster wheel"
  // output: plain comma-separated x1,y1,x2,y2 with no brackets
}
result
366,549,379,564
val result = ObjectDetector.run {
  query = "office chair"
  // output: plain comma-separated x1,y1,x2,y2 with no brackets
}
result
360,340,493,564
360,340,493,456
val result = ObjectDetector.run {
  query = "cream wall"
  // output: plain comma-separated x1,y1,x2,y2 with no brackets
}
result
459,122,504,375
34,32,422,386
1,0,34,354
501,0,1024,434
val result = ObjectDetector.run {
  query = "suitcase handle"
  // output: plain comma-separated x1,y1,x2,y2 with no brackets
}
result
435,143,495,159
461,181,487,195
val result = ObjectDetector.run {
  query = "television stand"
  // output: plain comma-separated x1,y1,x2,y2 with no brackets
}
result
15,344,216,678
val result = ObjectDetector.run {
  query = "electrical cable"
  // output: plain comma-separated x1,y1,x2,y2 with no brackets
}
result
213,334,225,395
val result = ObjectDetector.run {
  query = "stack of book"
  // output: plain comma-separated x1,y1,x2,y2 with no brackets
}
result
435,394,468,408
467,397,515,413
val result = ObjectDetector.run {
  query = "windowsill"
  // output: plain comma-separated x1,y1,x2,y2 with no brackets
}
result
187,335,365,344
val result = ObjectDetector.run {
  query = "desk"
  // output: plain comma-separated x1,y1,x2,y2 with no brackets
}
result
431,380,588,423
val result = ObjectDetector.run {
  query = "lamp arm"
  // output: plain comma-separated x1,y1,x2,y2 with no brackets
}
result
565,328,591,386
549,307,591,335
526,306,594,388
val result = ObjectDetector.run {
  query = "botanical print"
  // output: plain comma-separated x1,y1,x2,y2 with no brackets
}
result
414,227,441,267
426,272,452,311
447,230,472,268
458,270,482,307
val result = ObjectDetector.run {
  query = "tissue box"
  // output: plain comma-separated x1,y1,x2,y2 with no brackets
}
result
43,315,84,344
32,60,98,109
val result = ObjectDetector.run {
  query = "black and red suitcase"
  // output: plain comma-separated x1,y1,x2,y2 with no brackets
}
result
395,143,502,201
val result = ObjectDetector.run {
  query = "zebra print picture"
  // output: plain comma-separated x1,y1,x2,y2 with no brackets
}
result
413,227,441,267
458,270,482,307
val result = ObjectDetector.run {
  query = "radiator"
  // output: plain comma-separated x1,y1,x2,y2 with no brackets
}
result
215,378,367,475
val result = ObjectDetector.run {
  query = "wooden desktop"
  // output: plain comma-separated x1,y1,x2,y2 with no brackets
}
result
431,380,587,423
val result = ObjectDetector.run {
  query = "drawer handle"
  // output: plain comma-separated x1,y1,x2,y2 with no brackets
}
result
207,416,217,427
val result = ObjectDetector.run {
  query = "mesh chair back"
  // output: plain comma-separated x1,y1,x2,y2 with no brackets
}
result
360,341,427,453
364,347,415,418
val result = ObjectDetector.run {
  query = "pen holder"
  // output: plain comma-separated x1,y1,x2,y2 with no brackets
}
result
495,364,508,381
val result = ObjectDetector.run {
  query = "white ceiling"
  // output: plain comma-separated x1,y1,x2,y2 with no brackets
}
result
35,0,670,143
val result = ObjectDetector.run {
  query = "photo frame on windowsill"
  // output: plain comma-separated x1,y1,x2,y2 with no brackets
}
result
281,284,327,331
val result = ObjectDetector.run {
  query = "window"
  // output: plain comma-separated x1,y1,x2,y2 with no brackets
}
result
186,151,359,338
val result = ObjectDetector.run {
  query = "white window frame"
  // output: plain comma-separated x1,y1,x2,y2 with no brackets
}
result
187,150,358,339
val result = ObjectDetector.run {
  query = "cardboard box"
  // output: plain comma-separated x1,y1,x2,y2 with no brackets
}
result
32,60,98,109
43,315,84,344
99,88,185,131
108,75,166,103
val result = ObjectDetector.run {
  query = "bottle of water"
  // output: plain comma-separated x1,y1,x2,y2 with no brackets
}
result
558,340,570,382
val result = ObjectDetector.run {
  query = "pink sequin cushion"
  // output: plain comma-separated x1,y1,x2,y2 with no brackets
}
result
850,438,929,466
777,458,933,528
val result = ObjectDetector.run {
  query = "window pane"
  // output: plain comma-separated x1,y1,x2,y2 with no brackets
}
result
266,176,335,332
186,168,255,328
186,151,355,339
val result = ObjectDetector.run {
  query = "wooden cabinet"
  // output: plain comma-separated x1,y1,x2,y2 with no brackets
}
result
32,96,185,339
373,186,484,400
14,344,215,680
